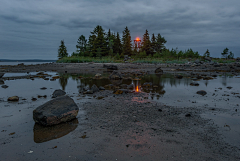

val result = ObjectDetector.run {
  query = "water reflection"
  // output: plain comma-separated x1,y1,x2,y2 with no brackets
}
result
33,119,78,143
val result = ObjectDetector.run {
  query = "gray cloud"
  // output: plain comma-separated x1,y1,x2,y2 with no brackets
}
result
0,0,239,59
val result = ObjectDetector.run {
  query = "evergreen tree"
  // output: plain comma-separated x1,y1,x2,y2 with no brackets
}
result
151,33,156,53
203,49,210,57
156,33,167,53
88,25,107,57
58,40,68,59
76,35,87,55
113,32,122,55
221,48,229,59
141,30,152,55
122,26,132,56
228,51,234,59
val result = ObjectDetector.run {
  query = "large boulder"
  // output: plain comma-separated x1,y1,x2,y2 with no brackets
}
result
0,73,4,78
52,89,66,98
33,96,79,126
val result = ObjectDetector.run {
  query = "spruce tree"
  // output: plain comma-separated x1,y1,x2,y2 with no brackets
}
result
221,48,229,59
203,49,210,57
58,40,68,59
76,35,87,55
156,33,167,53
151,33,156,53
88,25,107,57
122,26,132,56
113,32,122,55
141,30,152,55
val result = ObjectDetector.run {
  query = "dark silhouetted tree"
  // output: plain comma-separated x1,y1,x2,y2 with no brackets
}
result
76,35,87,56
221,48,229,59
122,26,132,56
113,32,122,55
141,30,152,55
203,49,210,57
156,33,167,53
58,40,68,59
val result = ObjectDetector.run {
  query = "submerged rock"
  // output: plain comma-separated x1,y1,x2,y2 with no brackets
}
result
196,90,207,96
1,85,8,88
33,96,79,126
8,96,19,101
52,89,66,98
190,82,199,86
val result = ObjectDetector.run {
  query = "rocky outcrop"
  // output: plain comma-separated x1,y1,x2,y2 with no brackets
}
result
52,89,66,98
8,96,19,101
33,96,79,126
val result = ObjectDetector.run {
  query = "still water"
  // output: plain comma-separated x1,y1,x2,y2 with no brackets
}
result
0,61,55,66
0,72,239,155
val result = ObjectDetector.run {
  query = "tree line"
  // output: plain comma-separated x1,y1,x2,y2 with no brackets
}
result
58,25,234,60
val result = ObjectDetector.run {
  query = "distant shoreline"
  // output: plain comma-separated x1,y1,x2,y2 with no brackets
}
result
0,59,56,62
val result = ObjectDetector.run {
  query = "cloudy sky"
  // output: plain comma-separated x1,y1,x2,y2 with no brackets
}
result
0,0,239,59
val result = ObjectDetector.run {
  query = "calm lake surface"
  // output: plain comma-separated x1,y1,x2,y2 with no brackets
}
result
0,72,239,158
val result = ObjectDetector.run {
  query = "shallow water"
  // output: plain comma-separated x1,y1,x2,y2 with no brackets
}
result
0,61,55,66
0,72,240,159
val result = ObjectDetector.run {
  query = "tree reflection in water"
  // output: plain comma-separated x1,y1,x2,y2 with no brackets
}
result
56,73,197,100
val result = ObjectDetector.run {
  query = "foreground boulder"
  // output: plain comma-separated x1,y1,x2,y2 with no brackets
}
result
52,89,66,98
0,73,4,78
33,96,79,126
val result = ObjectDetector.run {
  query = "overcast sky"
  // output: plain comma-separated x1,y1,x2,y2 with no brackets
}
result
0,0,239,59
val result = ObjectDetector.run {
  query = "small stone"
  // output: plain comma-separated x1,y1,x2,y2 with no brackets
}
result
8,96,19,101
1,85,8,88
197,90,207,96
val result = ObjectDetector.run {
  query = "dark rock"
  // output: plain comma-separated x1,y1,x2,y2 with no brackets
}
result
33,95,79,126
0,73,4,78
104,84,115,90
32,98,37,101
1,85,8,88
91,84,99,93
190,82,199,86
109,71,122,80
8,96,19,101
103,64,118,70
214,64,220,67
197,90,207,96
227,86,232,89
175,74,183,79
155,67,163,74
52,89,66,98
50,79,55,81
84,90,94,94
99,86,105,90
185,113,191,117
40,87,47,90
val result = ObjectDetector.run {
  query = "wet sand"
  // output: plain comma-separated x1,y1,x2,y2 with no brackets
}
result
0,62,240,160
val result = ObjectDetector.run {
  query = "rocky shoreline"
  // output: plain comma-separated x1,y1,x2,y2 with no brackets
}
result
0,62,240,160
